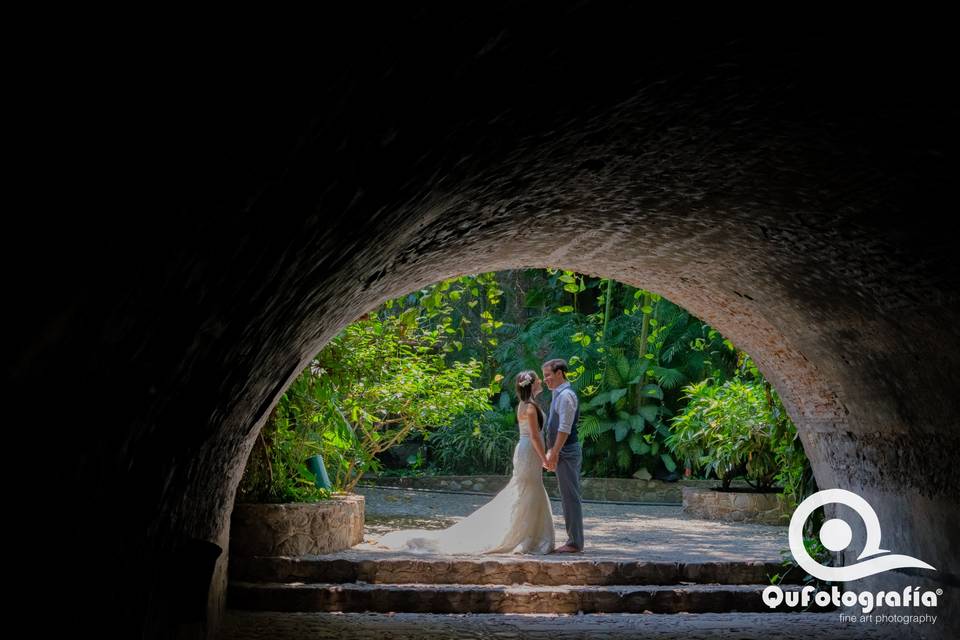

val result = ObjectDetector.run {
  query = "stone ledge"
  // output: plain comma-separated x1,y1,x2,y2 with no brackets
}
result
230,495,365,557
232,556,796,585
219,610,901,640
360,476,754,503
682,486,790,526
228,581,832,614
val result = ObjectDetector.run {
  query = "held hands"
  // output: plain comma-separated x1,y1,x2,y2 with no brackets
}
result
543,449,558,472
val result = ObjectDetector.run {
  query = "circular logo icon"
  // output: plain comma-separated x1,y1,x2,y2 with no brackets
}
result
789,489,936,582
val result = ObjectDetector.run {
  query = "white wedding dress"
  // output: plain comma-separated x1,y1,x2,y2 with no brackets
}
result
375,413,555,554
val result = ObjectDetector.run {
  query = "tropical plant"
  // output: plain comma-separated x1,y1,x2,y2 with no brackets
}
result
573,283,738,478
666,361,805,492
236,380,334,504
238,299,495,500
240,266,812,497
429,406,520,475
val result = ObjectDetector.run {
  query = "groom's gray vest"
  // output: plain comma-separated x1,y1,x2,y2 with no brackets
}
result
546,386,580,449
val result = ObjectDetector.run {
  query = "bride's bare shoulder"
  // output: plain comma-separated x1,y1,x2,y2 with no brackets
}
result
519,401,538,420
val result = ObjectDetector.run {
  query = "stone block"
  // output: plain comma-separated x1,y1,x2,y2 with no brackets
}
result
230,495,365,557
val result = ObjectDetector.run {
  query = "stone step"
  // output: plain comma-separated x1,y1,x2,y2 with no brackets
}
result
220,610,898,640
231,556,799,585
228,581,832,614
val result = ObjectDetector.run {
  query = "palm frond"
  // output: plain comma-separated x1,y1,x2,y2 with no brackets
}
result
653,366,687,390
578,414,602,441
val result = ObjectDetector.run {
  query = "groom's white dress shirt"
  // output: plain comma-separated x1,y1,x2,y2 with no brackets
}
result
552,381,577,435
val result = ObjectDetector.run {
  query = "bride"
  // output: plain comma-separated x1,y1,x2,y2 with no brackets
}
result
375,370,555,554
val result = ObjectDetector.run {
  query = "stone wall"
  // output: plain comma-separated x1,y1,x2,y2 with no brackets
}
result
682,487,790,525
230,495,365,557
17,15,960,638
361,476,754,504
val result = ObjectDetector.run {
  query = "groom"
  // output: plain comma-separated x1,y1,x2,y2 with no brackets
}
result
541,358,584,553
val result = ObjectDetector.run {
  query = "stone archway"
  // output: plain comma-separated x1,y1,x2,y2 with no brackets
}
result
12,9,958,639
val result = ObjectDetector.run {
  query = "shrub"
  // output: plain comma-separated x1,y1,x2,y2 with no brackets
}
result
667,378,803,492
428,408,519,475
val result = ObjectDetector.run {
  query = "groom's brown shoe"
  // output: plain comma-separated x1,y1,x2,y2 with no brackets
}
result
553,544,581,553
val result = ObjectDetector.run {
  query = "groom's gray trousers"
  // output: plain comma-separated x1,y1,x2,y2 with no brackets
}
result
546,384,584,550
554,441,584,550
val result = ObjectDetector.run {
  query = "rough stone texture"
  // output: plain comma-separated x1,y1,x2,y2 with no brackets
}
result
11,9,960,639
361,476,737,503
231,556,794,586
227,581,832,615
682,487,791,525
230,496,364,557
218,611,910,640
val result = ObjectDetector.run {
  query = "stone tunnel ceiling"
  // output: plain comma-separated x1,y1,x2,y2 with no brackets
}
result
9,8,959,638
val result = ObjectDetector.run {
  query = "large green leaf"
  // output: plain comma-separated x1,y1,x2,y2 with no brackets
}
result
524,288,548,307
586,391,610,408
660,453,677,472
616,354,631,383
639,405,660,424
628,432,649,455
627,359,650,384
605,362,623,388
614,422,630,442
608,388,628,404
640,384,663,400
628,414,645,431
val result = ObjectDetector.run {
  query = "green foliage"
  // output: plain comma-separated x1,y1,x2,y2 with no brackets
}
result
667,378,772,488
429,408,520,475
474,271,775,481
236,376,334,503
239,266,812,498
494,313,592,389
666,356,810,495
316,312,493,492
238,294,495,501
770,391,817,509
769,533,834,597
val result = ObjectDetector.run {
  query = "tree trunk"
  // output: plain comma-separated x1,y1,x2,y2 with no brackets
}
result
602,279,613,344
634,292,652,413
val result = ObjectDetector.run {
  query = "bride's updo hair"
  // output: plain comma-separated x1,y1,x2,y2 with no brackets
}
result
515,369,538,404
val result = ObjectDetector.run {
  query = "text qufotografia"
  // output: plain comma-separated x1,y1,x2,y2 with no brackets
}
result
762,585,939,614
